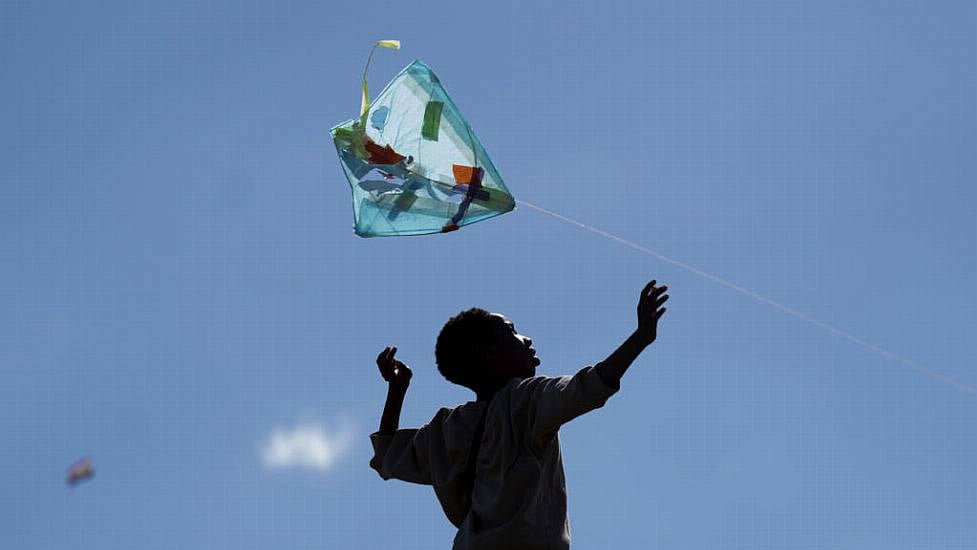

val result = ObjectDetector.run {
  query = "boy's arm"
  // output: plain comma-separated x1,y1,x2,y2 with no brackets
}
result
523,279,668,445
375,346,412,434
378,384,407,435
595,279,668,387
370,346,434,485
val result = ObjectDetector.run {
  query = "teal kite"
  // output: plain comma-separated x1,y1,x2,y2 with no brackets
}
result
332,41,515,237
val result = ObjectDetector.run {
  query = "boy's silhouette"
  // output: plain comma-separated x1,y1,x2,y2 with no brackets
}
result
370,279,669,549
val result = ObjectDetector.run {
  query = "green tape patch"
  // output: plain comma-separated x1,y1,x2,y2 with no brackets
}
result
421,101,444,141
392,191,417,212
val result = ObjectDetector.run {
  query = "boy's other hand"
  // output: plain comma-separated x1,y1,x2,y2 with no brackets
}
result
377,346,412,391
636,279,668,345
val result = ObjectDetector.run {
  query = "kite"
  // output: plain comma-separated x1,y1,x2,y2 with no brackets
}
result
66,457,94,487
332,40,515,237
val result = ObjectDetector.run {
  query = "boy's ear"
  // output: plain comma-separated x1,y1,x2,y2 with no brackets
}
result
475,343,498,364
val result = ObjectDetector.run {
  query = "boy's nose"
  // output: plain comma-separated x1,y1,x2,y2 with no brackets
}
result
524,337,533,348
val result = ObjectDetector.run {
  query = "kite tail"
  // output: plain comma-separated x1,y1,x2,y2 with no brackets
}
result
359,40,401,130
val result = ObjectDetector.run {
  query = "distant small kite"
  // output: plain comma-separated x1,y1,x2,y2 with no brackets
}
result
66,457,94,487
332,40,515,237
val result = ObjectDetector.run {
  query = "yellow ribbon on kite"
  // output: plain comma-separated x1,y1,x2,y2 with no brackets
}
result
360,40,401,129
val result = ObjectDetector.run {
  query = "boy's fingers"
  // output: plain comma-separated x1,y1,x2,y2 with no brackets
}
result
654,285,668,296
655,307,667,320
642,280,657,298
377,347,396,379
656,294,669,307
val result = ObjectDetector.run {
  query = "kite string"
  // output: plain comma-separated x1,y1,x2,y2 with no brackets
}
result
515,198,977,397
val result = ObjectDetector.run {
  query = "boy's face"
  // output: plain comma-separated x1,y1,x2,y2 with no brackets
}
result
485,313,540,379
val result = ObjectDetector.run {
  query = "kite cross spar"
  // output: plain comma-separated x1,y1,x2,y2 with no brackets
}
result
331,41,974,397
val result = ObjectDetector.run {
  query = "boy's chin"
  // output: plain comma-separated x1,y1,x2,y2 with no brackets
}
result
517,365,537,379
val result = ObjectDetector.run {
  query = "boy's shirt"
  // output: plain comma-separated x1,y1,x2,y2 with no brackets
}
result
370,365,620,550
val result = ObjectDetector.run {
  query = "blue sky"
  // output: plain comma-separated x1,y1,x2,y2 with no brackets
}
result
1,1,974,548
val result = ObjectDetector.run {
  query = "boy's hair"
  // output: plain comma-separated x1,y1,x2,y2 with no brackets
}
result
435,307,501,389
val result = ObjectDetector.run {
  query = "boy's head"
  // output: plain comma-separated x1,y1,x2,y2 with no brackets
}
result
435,307,539,391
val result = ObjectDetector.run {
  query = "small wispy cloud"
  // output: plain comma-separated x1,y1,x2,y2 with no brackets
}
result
258,417,354,472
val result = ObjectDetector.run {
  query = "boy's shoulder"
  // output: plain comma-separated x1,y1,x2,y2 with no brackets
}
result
432,369,604,427
430,401,486,429
505,366,620,408
483,373,566,413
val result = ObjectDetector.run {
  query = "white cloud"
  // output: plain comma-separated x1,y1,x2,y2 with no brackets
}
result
258,418,354,472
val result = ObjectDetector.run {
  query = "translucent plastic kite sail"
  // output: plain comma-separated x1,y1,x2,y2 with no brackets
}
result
332,42,515,237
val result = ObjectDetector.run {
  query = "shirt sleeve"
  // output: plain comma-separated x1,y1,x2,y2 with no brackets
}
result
369,426,433,485
521,365,621,446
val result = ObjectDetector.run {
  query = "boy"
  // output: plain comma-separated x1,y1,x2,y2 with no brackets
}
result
370,279,669,549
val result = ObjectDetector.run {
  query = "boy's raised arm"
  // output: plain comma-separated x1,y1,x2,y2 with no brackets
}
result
370,346,435,485
378,384,407,435
376,346,411,434
595,279,668,387
519,280,668,445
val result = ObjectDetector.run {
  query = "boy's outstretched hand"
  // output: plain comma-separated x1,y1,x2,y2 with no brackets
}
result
377,346,412,392
595,278,670,386
636,279,668,346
